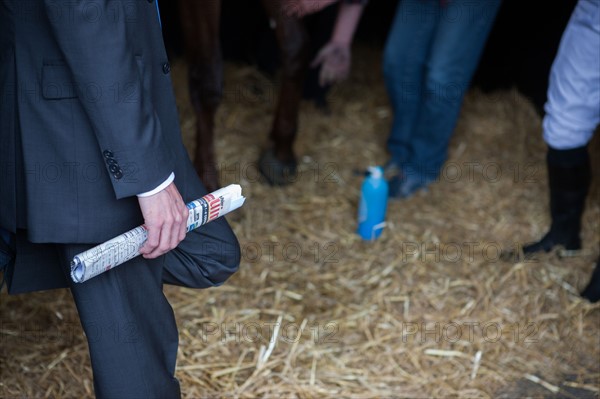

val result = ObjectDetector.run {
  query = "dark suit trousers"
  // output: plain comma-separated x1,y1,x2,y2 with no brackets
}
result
2,217,240,399
57,244,182,399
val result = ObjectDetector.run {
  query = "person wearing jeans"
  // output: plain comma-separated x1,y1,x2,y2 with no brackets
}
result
383,0,502,198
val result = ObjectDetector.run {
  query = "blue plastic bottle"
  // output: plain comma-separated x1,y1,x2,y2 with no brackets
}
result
357,166,389,241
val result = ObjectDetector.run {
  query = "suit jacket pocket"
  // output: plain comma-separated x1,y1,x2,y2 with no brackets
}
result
42,63,77,100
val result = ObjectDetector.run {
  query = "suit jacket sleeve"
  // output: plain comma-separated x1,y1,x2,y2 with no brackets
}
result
42,0,175,199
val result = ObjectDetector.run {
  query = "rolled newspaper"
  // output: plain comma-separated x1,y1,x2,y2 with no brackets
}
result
70,184,245,283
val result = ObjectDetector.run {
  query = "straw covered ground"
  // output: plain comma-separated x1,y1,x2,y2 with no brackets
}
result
1,45,599,398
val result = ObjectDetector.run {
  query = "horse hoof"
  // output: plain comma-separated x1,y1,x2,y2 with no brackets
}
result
258,150,297,186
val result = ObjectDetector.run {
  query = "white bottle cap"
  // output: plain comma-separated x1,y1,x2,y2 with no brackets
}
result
367,166,383,179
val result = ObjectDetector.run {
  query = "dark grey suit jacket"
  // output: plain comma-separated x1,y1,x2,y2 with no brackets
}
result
0,0,210,241
0,0,239,293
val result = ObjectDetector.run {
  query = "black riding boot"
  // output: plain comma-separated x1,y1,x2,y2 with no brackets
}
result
581,258,600,303
523,146,591,255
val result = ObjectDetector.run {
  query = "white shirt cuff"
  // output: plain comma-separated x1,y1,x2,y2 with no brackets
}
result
136,172,175,197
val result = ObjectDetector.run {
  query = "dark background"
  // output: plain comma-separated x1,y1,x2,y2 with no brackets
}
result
160,0,578,114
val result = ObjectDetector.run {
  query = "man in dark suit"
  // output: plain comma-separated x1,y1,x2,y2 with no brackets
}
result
0,1,241,397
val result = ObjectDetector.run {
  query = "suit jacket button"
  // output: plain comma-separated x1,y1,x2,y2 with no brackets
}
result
162,62,170,74
109,164,119,174
113,171,123,179
103,150,114,159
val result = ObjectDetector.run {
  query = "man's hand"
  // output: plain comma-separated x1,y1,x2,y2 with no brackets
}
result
138,182,188,259
311,42,351,86
283,0,339,18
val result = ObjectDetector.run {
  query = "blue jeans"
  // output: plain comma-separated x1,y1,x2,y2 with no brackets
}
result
383,0,501,182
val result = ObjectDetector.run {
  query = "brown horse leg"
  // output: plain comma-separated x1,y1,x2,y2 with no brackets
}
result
259,0,311,185
179,0,222,192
